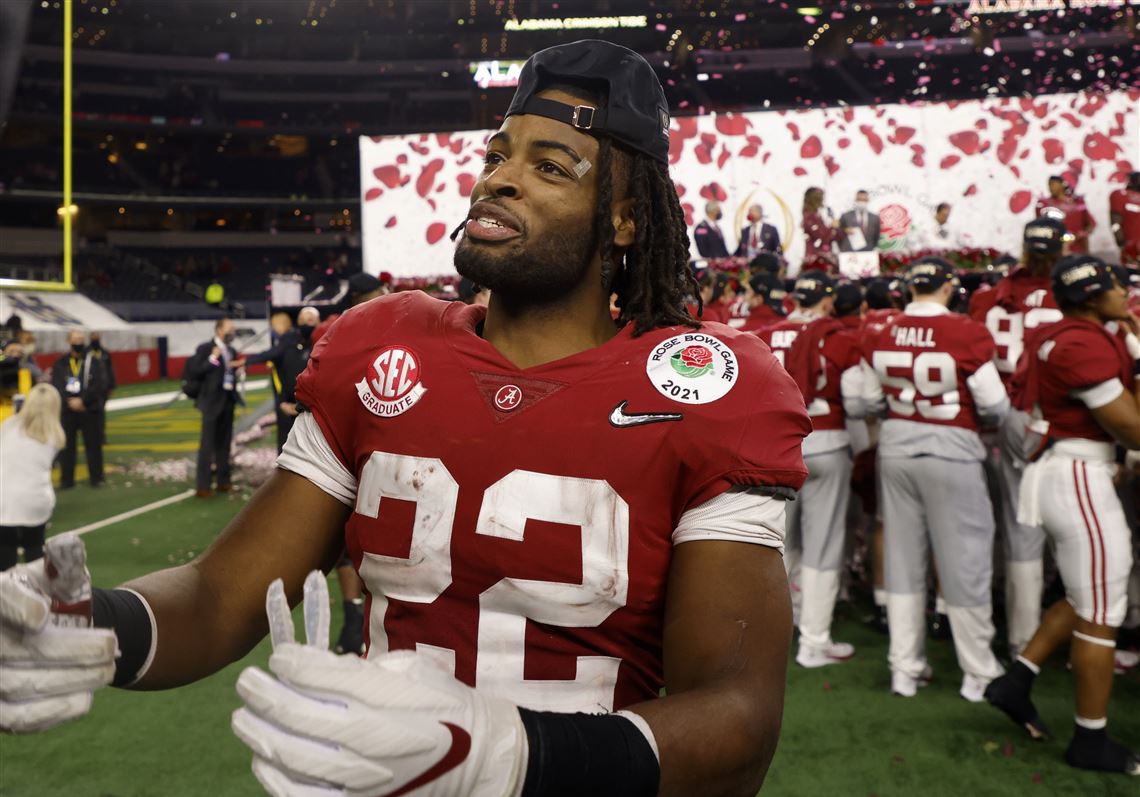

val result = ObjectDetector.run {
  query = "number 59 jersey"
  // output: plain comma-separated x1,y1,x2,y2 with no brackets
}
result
288,292,810,712
861,303,1007,461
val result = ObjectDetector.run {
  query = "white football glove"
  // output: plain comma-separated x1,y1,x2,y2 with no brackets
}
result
0,535,117,733
232,571,528,797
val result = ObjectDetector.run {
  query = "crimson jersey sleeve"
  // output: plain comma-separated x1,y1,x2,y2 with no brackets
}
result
957,318,998,375
674,330,811,511
294,293,420,473
1049,329,1128,392
1110,189,1125,214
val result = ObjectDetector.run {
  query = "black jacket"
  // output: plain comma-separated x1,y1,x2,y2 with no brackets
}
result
735,223,782,258
51,351,110,412
185,339,240,415
245,329,313,404
693,220,730,258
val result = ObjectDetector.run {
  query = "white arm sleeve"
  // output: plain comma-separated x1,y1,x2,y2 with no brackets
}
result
275,412,358,506
840,364,865,419
1073,378,1125,409
860,358,886,416
966,361,1010,423
673,486,786,553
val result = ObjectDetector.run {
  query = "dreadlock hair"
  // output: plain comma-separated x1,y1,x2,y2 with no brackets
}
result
595,138,700,336
541,83,698,336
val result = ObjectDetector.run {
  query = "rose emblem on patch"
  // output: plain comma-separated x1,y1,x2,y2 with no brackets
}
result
670,345,715,378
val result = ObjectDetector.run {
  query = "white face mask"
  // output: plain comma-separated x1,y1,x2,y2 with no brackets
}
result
855,200,869,211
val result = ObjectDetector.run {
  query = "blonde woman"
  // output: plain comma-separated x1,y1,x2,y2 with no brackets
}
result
0,383,66,569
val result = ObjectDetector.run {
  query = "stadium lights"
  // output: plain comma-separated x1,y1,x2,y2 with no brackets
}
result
56,204,78,216
796,6,824,14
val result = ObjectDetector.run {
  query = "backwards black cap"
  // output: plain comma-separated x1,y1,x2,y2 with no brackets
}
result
792,270,836,306
906,256,958,291
505,40,671,164
1023,215,1070,255
1052,255,1115,305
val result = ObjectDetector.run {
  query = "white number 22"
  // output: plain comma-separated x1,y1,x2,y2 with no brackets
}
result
354,451,630,713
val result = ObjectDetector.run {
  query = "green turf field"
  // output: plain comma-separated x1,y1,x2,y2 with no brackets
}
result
2,394,1137,796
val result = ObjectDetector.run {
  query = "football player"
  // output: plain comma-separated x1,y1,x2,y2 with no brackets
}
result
0,41,813,797
985,255,1139,775
1110,171,1140,266
758,271,863,667
862,257,1009,700
969,216,1067,658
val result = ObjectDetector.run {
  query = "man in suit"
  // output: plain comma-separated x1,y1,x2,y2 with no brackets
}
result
839,189,881,252
187,318,246,497
245,307,320,453
693,200,730,258
736,203,783,259
51,329,109,488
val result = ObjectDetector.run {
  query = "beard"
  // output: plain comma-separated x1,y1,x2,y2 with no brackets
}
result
454,218,598,306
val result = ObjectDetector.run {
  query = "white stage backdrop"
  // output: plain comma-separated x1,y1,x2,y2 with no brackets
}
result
361,89,1139,279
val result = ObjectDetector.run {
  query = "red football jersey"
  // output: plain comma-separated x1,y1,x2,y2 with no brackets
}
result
1023,318,1130,442
784,318,861,431
838,315,863,332
1110,187,1140,262
295,292,810,712
1035,195,1095,253
755,316,809,370
968,267,1063,383
862,307,997,431
738,303,784,332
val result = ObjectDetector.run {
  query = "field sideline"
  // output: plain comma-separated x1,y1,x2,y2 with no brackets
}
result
0,389,1136,796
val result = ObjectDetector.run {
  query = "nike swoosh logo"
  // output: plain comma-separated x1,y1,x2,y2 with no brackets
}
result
609,400,683,428
380,722,471,797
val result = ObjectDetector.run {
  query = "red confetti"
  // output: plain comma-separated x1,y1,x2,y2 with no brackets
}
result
714,114,751,136
457,173,477,197
949,130,982,155
1083,131,1121,162
1009,190,1032,213
800,135,823,159
699,182,728,202
373,165,404,189
889,126,916,145
385,216,397,228
415,158,445,198
1042,138,1065,164
793,166,807,176
364,187,383,202
858,125,884,154
940,155,960,170
425,222,447,245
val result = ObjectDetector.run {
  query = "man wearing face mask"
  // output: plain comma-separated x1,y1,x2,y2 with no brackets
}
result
693,199,730,259
50,329,109,488
186,318,247,497
245,307,320,453
839,189,881,253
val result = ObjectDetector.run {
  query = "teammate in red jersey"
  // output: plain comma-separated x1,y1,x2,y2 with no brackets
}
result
985,255,1139,776
969,216,1067,658
0,41,812,797
758,271,863,667
1110,171,1140,266
736,272,787,331
862,257,1010,700
1036,176,1095,254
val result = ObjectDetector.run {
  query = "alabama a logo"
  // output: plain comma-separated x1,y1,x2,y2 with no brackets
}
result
646,333,739,405
356,345,426,417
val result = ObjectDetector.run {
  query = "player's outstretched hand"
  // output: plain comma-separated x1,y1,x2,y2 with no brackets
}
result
0,535,117,733
233,572,527,797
